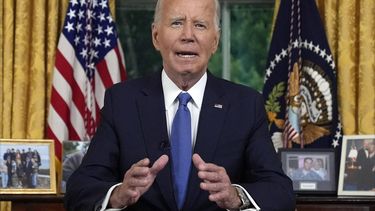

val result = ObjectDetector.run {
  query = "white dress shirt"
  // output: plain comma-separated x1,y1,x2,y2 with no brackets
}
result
162,70,206,148
99,70,260,211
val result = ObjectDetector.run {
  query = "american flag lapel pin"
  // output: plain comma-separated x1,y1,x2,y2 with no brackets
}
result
214,104,223,109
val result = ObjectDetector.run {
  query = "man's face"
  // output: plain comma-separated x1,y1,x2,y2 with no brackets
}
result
303,159,313,171
313,160,322,170
363,139,371,149
368,142,375,153
152,0,220,83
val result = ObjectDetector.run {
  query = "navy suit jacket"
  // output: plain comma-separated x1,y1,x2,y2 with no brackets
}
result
65,71,295,211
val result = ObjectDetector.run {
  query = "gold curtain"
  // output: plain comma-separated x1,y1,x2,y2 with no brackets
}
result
0,0,68,138
0,0,67,210
274,0,375,135
0,0,116,210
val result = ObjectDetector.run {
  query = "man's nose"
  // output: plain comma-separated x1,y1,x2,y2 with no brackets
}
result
181,23,194,42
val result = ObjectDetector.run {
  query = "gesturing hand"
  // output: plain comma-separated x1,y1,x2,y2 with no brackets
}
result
192,154,242,210
110,155,169,208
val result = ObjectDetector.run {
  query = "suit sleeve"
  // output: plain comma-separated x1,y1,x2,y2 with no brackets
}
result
240,93,295,211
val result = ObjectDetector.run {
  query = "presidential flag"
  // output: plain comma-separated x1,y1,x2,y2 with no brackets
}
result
47,0,126,160
263,0,342,150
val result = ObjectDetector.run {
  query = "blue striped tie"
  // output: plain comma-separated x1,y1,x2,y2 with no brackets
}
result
171,92,192,210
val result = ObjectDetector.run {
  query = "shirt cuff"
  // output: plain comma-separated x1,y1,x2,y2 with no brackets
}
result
230,184,261,211
99,183,127,211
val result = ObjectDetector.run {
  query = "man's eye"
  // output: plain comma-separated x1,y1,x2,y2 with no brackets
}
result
171,21,182,27
195,23,207,29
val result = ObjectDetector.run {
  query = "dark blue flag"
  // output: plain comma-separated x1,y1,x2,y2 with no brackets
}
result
263,0,342,150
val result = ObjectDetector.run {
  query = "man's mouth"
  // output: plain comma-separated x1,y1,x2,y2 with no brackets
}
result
176,51,198,58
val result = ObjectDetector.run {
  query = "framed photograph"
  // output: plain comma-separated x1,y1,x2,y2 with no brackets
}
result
338,134,375,196
279,148,336,194
0,139,56,194
61,140,90,193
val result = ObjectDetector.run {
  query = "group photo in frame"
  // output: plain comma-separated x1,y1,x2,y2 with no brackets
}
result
279,148,336,194
61,140,90,193
338,134,375,196
0,139,56,194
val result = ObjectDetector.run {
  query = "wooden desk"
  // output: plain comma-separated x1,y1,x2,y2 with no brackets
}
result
1,194,374,211
0,194,65,211
296,195,375,211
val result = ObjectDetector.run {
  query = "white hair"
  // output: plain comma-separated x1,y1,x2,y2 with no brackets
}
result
153,0,221,31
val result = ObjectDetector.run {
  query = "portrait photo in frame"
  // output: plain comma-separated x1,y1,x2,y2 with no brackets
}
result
61,140,90,193
0,139,56,194
279,148,336,194
338,134,375,196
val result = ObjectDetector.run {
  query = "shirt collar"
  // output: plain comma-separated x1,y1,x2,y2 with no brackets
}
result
162,69,207,109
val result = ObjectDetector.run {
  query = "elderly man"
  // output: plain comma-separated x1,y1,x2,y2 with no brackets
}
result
65,0,295,210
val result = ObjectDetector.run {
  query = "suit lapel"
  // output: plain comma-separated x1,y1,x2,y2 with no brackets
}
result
184,73,229,210
137,73,177,211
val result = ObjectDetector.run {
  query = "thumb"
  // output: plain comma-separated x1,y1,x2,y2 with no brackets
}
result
192,153,205,170
150,155,169,175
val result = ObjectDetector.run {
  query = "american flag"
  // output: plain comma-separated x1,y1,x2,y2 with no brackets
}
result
47,0,126,160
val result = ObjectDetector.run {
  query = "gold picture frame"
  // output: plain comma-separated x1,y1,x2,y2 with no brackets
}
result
0,139,56,194
338,134,375,196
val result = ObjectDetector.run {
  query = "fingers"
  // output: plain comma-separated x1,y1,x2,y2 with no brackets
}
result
126,176,151,187
112,156,168,208
126,155,168,184
193,154,239,209
126,158,151,178
207,189,233,202
193,153,224,173
193,154,227,183
198,167,227,182
136,157,151,167
150,155,169,175
200,181,227,192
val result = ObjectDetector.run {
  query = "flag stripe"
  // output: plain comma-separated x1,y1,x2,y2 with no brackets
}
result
55,49,94,124
115,45,127,81
96,59,114,89
51,67,72,104
104,48,121,84
69,104,86,140
95,70,106,109
48,106,68,142
50,87,71,129
46,126,62,161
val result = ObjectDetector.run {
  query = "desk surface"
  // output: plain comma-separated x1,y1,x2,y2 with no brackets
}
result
0,194,64,203
296,195,375,204
1,194,374,204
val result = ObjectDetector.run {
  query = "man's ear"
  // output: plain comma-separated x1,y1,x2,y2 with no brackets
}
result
151,23,160,51
211,30,220,54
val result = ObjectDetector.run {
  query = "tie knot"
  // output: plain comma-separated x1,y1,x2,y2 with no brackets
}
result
177,92,191,106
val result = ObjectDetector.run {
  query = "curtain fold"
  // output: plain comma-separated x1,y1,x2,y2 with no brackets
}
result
357,0,375,134
336,1,359,135
0,0,63,209
1,0,15,138
319,0,375,134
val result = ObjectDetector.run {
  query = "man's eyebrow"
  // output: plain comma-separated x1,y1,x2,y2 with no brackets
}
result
169,16,185,22
194,20,208,24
